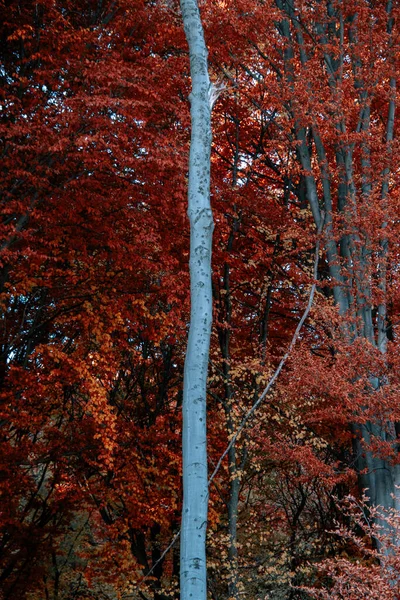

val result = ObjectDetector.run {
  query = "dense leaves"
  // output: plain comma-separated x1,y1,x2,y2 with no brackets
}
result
1,0,400,599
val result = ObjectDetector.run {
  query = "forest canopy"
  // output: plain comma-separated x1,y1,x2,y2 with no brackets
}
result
1,1,400,599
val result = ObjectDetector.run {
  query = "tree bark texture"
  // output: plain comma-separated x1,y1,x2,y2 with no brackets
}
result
180,0,213,598
274,0,398,537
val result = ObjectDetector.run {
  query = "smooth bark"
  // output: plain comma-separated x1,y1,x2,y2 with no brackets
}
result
180,1,214,598
274,0,398,542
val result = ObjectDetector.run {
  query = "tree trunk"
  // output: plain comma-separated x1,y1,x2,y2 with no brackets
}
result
180,1,214,598
274,0,398,543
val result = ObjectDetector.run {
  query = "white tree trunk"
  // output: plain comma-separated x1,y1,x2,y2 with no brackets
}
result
180,1,213,599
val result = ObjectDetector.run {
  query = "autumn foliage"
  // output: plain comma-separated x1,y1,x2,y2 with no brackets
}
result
1,1,400,599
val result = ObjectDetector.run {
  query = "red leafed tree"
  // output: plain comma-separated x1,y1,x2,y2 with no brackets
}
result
204,0,400,595
0,1,191,598
2,0,400,599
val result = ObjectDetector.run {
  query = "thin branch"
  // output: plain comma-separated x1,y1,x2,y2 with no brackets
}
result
137,530,180,585
138,228,321,590
208,232,321,486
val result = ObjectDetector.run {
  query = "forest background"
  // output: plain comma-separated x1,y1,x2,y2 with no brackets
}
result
1,1,400,599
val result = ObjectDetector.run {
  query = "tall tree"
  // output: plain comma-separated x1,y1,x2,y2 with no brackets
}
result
180,0,214,598
0,1,189,597
270,0,399,532
207,0,400,535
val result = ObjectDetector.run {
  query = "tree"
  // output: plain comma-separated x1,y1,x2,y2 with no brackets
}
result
1,1,189,597
180,0,214,598
2,0,400,597
206,0,400,538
